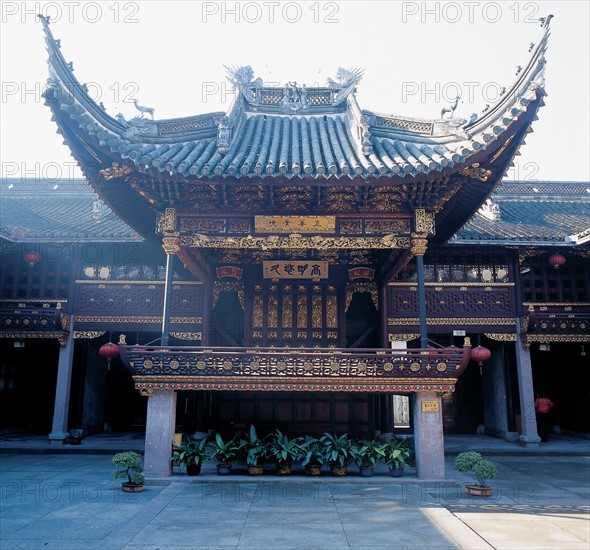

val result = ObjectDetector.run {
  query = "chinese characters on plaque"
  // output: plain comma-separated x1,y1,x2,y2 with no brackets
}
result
263,261,328,280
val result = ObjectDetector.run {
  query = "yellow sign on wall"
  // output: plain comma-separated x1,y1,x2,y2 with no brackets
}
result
255,216,336,234
421,400,439,413
263,261,328,280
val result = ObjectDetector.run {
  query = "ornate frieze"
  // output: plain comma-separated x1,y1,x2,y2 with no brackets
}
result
181,234,411,250
119,343,471,393
388,334,420,342
73,331,106,339
346,282,378,312
414,209,435,235
212,281,244,309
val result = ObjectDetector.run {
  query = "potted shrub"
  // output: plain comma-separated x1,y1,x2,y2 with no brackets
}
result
454,451,497,496
301,437,326,476
352,439,385,477
172,436,208,476
112,451,144,492
267,429,304,475
379,438,410,477
238,426,269,476
208,433,238,475
320,432,353,476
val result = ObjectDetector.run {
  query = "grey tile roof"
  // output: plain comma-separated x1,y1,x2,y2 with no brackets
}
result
39,14,551,182
0,180,142,242
451,181,590,245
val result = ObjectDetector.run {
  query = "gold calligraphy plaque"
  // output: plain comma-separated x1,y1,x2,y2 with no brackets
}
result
421,400,439,413
263,261,328,280
255,216,336,234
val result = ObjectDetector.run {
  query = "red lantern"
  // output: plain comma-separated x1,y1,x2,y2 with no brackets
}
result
471,345,491,366
442,345,461,354
24,251,41,268
548,253,566,269
99,342,119,361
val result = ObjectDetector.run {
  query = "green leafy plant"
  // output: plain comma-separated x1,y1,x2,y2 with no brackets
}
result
207,433,238,467
320,433,353,467
352,439,385,468
300,437,326,468
455,451,497,487
238,425,269,466
379,438,410,470
267,430,305,466
172,436,208,467
112,451,144,485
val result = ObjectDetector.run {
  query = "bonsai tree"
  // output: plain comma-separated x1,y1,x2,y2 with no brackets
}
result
172,436,208,475
320,432,353,475
208,433,238,471
379,438,411,473
267,429,304,475
455,451,497,488
112,451,144,490
300,437,326,476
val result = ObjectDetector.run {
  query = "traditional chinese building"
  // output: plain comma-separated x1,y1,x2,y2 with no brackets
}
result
1,15,588,478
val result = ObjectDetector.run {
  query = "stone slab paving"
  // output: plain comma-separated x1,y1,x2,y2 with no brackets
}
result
1,454,588,549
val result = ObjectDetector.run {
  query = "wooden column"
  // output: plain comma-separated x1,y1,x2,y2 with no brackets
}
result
161,236,180,346
412,237,429,348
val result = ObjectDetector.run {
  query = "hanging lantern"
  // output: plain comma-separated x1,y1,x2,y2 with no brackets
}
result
548,253,566,269
471,345,491,375
442,345,461,354
24,251,41,268
99,342,119,362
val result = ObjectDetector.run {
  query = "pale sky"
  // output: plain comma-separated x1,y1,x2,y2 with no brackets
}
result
1,1,589,182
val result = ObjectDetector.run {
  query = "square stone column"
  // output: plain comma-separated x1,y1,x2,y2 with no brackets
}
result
144,390,177,477
515,332,540,447
413,391,445,479
48,315,74,445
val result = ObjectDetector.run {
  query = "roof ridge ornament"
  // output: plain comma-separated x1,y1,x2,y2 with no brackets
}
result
224,65,263,104
326,67,364,105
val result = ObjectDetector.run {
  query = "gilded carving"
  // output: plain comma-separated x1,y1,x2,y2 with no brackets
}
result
181,234,410,250
459,165,493,182
156,208,177,234
312,296,323,329
99,164,132,181
282,296,293,328
213,281,245,309
485,333,517,342
74,315,202,324
326,296,338,329
73,331,106,339
253,296,263,328
170,332,202,340
268,296,278,328
414,209,435,235
388,317,516,326
410,238,428,256
388,333,420,342
346,282,378,312
297,296,308,328
162,236,181,255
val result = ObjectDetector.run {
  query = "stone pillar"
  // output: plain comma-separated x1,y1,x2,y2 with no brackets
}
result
144,389,177,477
48,314,75,445
413,391,445,479
514,329,540,447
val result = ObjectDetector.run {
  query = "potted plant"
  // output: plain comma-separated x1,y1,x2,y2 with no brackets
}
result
238,425,269,476
379,438,410,477
172,436,208,476
454,451,497,496
301,437,326,476
208,433,238,475
112,451,144,492
320,432,353,476
352,439,385,477
267,429,304,475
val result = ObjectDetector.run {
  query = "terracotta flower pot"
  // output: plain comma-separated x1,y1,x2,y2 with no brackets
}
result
248,465,264,476
276,463,291,476
121,482,144,493
465,485,492,497
305,464,322,476
330,465,347,477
